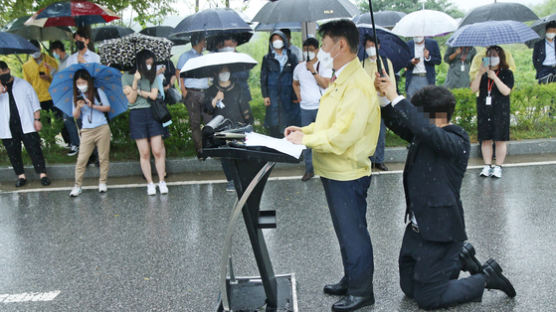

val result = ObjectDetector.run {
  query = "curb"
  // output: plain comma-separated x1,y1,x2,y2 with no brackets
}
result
1,138,555,182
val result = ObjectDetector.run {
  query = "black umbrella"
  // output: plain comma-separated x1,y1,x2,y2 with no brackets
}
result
353,11,406,28
92,25,134,42
169,8,253,46
252,0,359,23
254,22,302,32
459,2,539,27
0,31,39,55
526,13,556,48
139,26,188,46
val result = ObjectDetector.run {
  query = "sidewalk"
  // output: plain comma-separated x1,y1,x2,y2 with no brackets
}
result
1,138,555,185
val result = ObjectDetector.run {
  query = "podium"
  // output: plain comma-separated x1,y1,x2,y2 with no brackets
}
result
201,146,300,312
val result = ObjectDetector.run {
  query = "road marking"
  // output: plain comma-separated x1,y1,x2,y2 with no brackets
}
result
3,160,556,194
0,290,60,303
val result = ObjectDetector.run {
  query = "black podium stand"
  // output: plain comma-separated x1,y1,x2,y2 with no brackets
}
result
202,146,300,312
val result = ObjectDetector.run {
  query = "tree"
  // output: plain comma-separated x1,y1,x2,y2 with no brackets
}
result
357,0,464,18
533,0,556,18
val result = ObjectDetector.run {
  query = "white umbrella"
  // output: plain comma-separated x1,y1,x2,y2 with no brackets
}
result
180,51,257,78
392,9,458,37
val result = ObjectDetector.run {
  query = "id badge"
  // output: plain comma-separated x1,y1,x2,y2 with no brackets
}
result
486,96,492,106
460,64,465,72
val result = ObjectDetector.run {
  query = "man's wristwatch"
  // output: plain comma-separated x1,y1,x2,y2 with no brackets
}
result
34,118,41,121
311,71,317,75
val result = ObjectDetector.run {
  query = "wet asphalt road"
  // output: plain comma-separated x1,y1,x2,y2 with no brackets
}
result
0,163,555,311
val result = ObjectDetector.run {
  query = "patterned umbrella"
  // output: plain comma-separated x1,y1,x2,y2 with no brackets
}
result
24,1,119,27
1,16,72,41
447,20,540,47
98,33,173,69
0,31,39,55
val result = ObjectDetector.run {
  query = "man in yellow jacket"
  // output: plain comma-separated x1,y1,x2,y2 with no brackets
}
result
22,40,58,111
286,20,380,312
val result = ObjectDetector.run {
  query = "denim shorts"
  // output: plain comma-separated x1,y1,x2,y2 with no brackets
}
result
129,108,164,140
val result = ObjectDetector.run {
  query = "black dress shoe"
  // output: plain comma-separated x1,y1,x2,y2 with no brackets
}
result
373,163,389,171
332,295,375,312
15,178,27,187
324,280,348,296
483,258,516,298
40,176,51,186
460,242,482,275
301,172,314,182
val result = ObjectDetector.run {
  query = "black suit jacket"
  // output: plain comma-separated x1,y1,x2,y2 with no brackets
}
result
533,39,556,79
382,99,470,242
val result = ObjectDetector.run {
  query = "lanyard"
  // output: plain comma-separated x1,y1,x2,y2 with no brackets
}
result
487,70,500,96
460,47,469,62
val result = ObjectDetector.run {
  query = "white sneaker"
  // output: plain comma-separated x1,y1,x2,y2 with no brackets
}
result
159,181,168,194
70,186,82,197
147,183,156,196
480,165,493,177
99,183,108,193
492,165,502,178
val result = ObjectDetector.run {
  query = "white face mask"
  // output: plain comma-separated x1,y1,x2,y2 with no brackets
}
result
272,40,284,50
219,71,231,82
490,56,500,67
146,64,152,71
77,84,88,93
32,51,41,59
414,37,425,44
317,49,331,64
366,47,377,57
219,47,235,52
305,51,316,61
547,32,556,40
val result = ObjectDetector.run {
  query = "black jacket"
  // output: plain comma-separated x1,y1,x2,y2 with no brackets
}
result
533,39,556,79
382,98,470,242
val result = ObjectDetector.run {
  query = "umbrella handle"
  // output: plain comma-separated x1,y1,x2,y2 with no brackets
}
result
367,0,384,77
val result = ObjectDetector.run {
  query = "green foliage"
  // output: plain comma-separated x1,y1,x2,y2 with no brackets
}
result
357,0,464,18
39,109,64,149
533,0,556,18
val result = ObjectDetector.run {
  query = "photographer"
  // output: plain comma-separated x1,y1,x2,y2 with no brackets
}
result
69,69,112,197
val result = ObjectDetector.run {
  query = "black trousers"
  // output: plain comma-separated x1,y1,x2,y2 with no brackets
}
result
2,131,47,176
399,224,486,310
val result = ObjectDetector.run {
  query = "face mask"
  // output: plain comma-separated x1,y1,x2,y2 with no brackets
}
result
317,49,331,64
490,56,500,67
547,32,556,40
219,71,231,82
414,37,424,44
0,73,11,85
219,47,235,52
272,40,284,50
146,64,152,71
77,84,88,93
76,40,86,51
32,51,41,59
305,51,316,61
329,42,341,60
53,52,60,60
366,47,377,57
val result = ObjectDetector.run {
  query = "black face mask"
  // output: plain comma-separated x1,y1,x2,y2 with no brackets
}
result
0,73,11,85
76,41,86,51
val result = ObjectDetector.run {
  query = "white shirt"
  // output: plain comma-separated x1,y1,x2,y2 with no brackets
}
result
293,60,333,110
0,77,41,139
413,43,427,74
72,88,110,129
66,49,101,66
543,39,556,66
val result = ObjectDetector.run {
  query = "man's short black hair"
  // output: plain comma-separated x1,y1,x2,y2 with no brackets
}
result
303,37,319,49
0,61,8,71
191,32,205,46
364,34,380,45
50,40,65,52
547,21,556,31
30,39,40,49
279,28,291,38
411,86,456,122
318,20,359,54
75,29,90,39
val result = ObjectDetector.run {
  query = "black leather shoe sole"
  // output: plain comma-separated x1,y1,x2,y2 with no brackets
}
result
484,258,516,298
460,242,482,275
15,178,27,187
324,284,348,296
332,295,375,312
301,172,314,182
373,163,389,171
40,177,51,186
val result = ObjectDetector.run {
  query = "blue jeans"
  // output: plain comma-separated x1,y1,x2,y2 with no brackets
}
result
301,108,318,174
407,75,430,99
63,113,80,146
321,175,374,296
370,118,386,164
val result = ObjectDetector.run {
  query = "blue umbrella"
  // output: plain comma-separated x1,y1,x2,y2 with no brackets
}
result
49,63,128,119
357,24,411,73
448,20,540,47
0,31,39,55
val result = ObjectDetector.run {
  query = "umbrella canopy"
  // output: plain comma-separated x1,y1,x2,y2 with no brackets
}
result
180,52,257,79
447,20,540,47
356,24,411,73
353,11,406,28
92,25,134,43
526,13,556,48
139,26,188,45
459,2,539,28
98,33,173,70
0,31,40,55
254,22,303,32
49,63,128,119
25,1,119,27
392,9,458,37
1,16,72,41
252,0,359,23
170,8,253,46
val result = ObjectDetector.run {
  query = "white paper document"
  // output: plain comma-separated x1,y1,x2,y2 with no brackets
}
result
244,132,306,159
